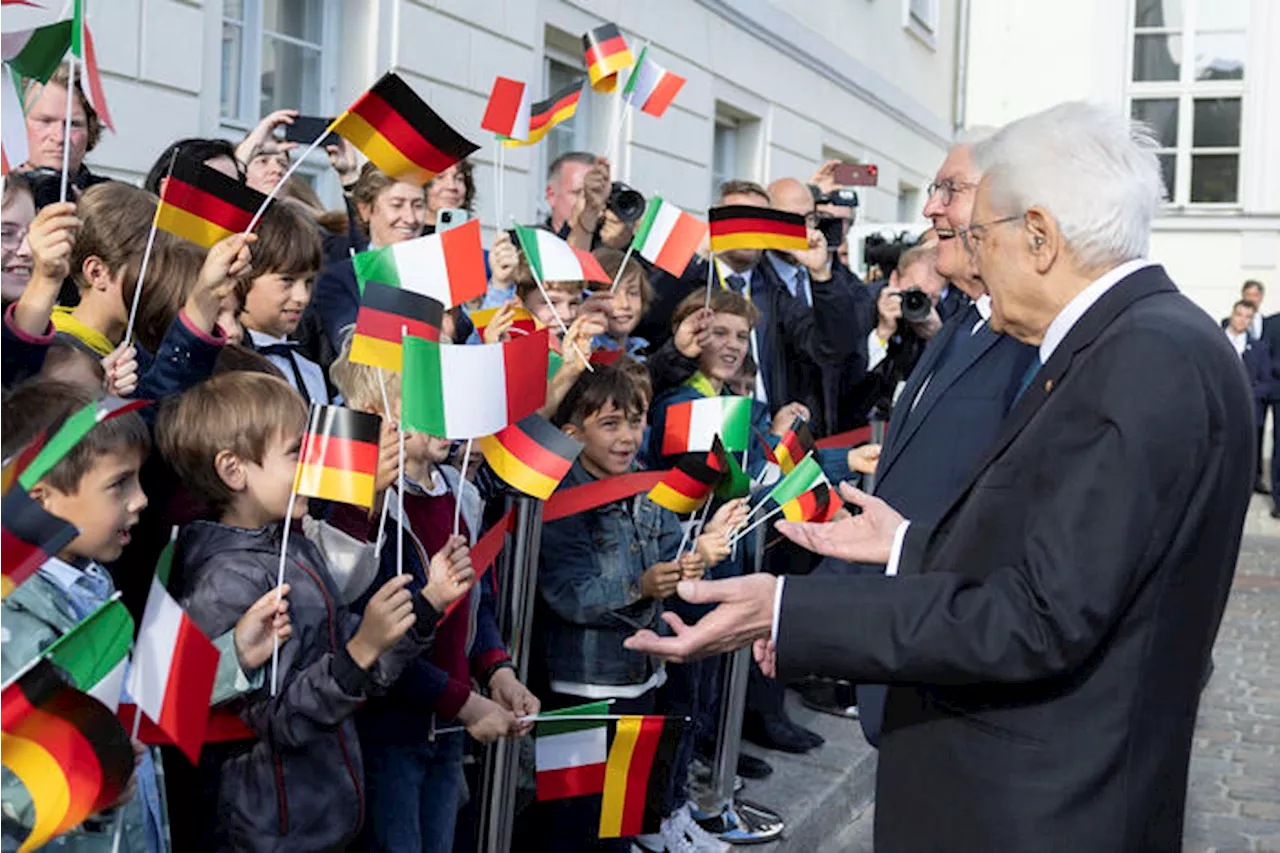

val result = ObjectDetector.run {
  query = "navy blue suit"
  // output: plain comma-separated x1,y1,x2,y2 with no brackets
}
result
818,302,1037,746
311,257,360,363
1262,313,1280,505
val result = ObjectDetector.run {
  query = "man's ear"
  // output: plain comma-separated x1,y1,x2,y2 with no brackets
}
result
27,479,59,510
1023,206,1059,275
562,423,582,441
81,255,111,292
214,450,248,493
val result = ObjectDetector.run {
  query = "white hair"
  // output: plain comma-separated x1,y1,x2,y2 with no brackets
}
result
955,125,998,146
971,102,1164,270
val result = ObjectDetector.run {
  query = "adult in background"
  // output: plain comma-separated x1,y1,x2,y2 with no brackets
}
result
1222,279,1270,493
423,161,474,235
626,102,1254,852
235,108,299,194
1224,300,1272,489
18,63,111,208
1262,304,1280,517
543,150,611,250
143,138,242,193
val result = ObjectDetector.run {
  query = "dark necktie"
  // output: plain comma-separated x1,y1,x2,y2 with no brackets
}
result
257,342,311,400
1012,355,1043,404
727,273,746,293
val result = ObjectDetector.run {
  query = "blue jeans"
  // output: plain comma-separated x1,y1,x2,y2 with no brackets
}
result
358,734,466,853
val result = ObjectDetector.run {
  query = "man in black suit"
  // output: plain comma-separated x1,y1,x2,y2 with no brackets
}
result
624,103,1255,852
1263,308,1280,517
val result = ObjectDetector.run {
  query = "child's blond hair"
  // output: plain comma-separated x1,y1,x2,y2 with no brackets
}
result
328,330,400,415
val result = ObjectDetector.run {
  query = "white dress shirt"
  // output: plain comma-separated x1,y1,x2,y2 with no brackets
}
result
1225,328,1248,358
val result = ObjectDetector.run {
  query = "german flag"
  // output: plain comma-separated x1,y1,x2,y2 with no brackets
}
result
646,438,728,514
598,715,684,838
774,416,815,474
1,430,45,497
156,156,270,248
332,72,479,186
505,81,582,148
583,23,634,93
349,281,443,373
479,414,583,501
709,205,808,253
1,660,134,852
470,303,540,341
2,487,78,600
295,406,382,509
779,481,841,523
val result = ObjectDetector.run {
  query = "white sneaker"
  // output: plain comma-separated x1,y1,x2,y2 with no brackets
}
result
660,815,698,853
674,804,731,852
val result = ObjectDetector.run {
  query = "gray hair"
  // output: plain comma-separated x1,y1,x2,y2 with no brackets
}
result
547,151,596,185
971,102,1164,270
955,125,998,146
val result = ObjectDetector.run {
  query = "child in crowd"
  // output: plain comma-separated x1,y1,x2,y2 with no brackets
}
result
235,202,331,404
531,365,739,853
1,171,34,305
329,334,537,853
588,247,652,361
158,372,475,852
0,380,293,853
519,267,583,333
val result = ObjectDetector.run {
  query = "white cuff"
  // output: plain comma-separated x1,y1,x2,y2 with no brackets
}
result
866,329,889,371
770,576,786,646
884,521,911,577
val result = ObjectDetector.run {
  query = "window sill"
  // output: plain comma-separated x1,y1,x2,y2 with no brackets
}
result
904,16,938,50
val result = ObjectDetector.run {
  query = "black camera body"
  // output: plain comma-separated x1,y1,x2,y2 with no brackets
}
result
607,181,646,223
898,287,932,323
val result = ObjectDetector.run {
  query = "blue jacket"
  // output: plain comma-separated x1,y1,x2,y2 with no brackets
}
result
134,310,227,407
1,303,53,389
537,460,682,686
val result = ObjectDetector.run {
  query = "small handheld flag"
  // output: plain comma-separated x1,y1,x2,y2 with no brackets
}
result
332,72,479,186
661,396,753,455
535,701,611,800
18,397,149,492
514,225,610,285
621,47,686,118
2,20,74,83
597,715,684,838
481,76,532,142
502,82,582,149
647,438,729,515
631,197,706,277
582,23,634,93
1,487,78,599
295,406,383,509
763,453,825,508
774,417,815,475
156,156,272,248
470,303,540,341
349,281,443,373
479,414,583,501
353,219,487,309
778,481,841,523
43,596,133,711
709,205,808,253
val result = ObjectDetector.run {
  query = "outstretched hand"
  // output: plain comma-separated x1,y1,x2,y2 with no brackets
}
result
623,573,778,663
775,481,903,564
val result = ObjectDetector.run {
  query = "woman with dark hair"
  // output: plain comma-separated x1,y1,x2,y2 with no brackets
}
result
143,138,242,193
423,160,475,233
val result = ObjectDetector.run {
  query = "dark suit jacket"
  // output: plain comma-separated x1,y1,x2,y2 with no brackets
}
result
1240,336,1271,421
309,257,360,369
777,265,1253,852
1263,313,1280,401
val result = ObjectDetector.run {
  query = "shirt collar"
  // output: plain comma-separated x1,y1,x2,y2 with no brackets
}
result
1039,259,1154,363
248,328,289,347
766,252,804,296
716,258,753,288
38,556,100,594
974,294,992,322
402,466,448,497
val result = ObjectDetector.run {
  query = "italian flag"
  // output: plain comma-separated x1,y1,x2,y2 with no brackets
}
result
631,196,707,277
42,596,133,712
480,76,531,142
514,225,609,285
621,46,686,118
402,328,549,439
352,219,487,309
1,0,114,129
535,700,611,800
128,540,220,764
661,396,753,455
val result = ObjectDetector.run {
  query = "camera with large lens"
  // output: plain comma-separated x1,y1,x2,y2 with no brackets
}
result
898,287,932,323
607,181,646,224
863,231,911,276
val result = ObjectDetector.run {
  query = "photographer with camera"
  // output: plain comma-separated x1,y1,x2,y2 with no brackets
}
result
867,242,943,379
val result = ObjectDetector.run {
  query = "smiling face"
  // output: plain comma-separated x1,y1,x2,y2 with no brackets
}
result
1,186,35,302
37,448,148,563
362,182,427,248
567,399,645,478
607,269,644,338
24,83,89,173
426,163,466,222
524,285,580,332
244,145,290,194
969,181,1036,340
922,144,984,297
241,271,313,338
700,311,751,385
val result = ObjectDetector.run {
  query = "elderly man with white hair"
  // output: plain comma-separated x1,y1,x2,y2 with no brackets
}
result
625,102,1255,852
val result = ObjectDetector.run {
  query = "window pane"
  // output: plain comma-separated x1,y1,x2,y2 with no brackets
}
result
260,38,321,117
1157,154,1176,200
1195,0,1247,30
224,0,244,22
1192,98,1241,148
1134,0,1181,28
1194,33,1245,80
1132,34,1181,82
1130,98,1178,148
264,0,323,43
712,122,738,199
1190,154,1238,203
221,22,242,119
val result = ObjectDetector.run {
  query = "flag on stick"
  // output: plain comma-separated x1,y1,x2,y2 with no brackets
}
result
621,47,686,118
535,700,611,800
763,453,825,508
582,23,633,92
18,397,148,492
709,205,808,253
481,76,532,142
631,196,706,277
661,396,752,455
597,715,684,838
1,66,28,176
647,439,728,514
2,20,73,83
778,481,841,523
353,219,487,309
349,281,443,373
514,225,610,285
773,417,815,475
43,596,132,711
503,81,582,148
1,487,77,599
156,156,271,248
469,303,540,341
479,414,583,501
295,406,382,509
332,72,478,186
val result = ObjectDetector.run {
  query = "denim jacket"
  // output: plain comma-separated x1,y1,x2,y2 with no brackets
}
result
537,461,682,686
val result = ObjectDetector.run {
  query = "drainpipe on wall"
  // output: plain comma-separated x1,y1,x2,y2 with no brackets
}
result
953,0,971,135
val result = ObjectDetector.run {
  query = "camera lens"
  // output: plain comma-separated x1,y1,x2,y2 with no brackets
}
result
607,182,646,223
900,287,931,323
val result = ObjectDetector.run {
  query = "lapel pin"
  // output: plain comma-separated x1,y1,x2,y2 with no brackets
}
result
1044,379,1054,393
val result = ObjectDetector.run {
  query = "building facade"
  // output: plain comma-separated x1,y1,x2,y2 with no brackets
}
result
964,0,1280,318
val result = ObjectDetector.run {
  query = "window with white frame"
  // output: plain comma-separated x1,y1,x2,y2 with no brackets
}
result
711,118,739,200
221,0,335,127
1127,0,1247,205
904,0,939,47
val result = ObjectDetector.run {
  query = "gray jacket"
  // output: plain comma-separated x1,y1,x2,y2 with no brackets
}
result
176,519,435,853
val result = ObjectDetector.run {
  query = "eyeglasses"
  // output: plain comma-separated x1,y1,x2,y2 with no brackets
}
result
958,215,1022,255
925,179,980,206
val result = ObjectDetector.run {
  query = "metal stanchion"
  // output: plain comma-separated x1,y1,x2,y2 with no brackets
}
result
477,495,543,853
864,415,888,494
694,524,785,844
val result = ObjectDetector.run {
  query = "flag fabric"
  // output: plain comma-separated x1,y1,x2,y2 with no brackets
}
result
514,225,610,285
708,205,808,253
469,303,540,341
2,429,45,497
349,281,443,372
598,715,684,838
331,72,479,186
1,487,77,599
156,156,270,248
714,449,751,500
481,76,531,142
535,700,611,801
18,397,149,492
764,453,825,508
2,66,29,175
778,481,841,524
1,659,134,853
294,406,382,508
503,81,582,148
403,329,549,439
43,597,133,712
128,540,220,764
352,219,487,309
79,23,112,132
660,396,752,455
774,417,815,475
69,0,82,58
582,23,633,93
647,439,728,514
2,20,73,83
631,196,706,277
620,47,686,118
478,414,583,501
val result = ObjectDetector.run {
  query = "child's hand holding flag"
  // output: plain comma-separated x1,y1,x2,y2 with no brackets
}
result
423,533,475,612
234,584,293,670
